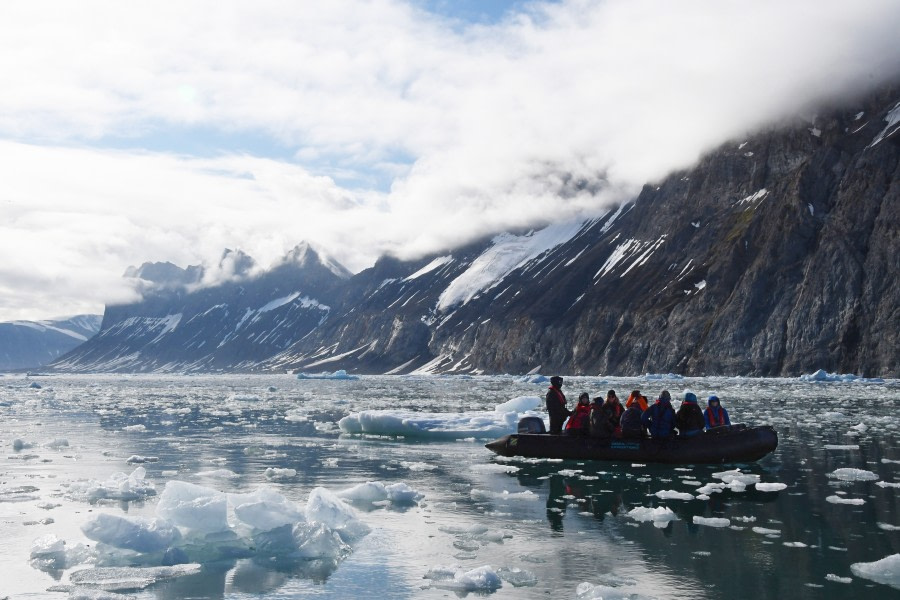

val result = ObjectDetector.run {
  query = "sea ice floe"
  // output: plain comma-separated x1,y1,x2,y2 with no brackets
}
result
653,490,694,501
197,469,238,479
576,580,654,600
712,469,760,486
67,564,203,592
496,566,538,587
264,467,297,481
125,455,159,464
850,554,900,589
123,425,146,432
296,370,359,380
784,542,808,548
877,523,900,531
400,461,437,471
338,396,541,439
470,489,538,502
755,483,788,492
336,481,423,506
828,468,879,481
471,463,520,474
68,467,157,503
825,574,852,584
826,495,865,505
13,439,35,450
824,445,859,450
876,481,900,488
800,369,884,383
693,516,730,528
627,506,679,528
751,527,781,536
424,565,503,592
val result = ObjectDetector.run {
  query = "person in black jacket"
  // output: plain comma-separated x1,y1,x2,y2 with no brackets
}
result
675,392,705,437
545,376,571,434
642,390,676,438
619,400,644,438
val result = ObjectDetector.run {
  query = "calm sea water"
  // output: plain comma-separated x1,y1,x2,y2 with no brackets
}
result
1,374,898,599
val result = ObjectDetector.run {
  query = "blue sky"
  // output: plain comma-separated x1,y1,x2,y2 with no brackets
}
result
1,0,899,321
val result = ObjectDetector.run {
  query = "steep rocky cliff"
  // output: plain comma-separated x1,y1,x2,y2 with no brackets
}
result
52,84,900,376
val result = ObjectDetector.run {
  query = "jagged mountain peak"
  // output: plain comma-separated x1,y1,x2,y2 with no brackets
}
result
282,242,352,280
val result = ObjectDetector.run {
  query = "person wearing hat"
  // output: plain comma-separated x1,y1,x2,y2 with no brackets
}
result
704,395,731,429
641,390,676,439
565,392,591,435
546,376,571,435
675,392,705,437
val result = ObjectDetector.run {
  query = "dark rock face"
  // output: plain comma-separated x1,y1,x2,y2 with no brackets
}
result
52,85,900,377
0,315,101,370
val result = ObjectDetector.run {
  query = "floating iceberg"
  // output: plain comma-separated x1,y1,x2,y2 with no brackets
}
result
693,516,730,528
68,467,157,503
296,370,359,380
799,369,884,383
828,468,879,482
627,506,679,528
850,554,900,589
337,481,424,506
424,565,503,592
338,396,541,439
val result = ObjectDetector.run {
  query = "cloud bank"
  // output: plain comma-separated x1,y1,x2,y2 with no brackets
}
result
1,0,900,319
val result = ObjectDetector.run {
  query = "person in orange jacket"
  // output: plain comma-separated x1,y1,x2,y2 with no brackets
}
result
625,389,649,412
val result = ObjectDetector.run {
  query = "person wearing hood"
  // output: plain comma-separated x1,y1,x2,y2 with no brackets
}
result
565,392,591,435
625,390,648,412
676,392,705,437
704,395,731,429
641,390,676,438
546,376,571,435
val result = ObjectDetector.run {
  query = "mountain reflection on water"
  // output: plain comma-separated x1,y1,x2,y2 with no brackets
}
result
0,374,898,599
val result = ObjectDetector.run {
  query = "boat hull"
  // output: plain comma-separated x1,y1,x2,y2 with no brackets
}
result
485,425,777,464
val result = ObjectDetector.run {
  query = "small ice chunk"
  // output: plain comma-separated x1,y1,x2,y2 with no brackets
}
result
876,481,900,488
337,481,423,506
824,445,859,450
125,455,159,464
693,516,730,528
627,506,679,528
826,574,852,584
826,495,865,505
81,513,181,553
828,468,879,481
653,490,693,501
291,522,352,559
264,467,297,481
712,469,760,486
752,527,781,536
784,542,808,548
877,523,900,531
756,483,788,492
123,424,146,432
850,554,900,589
425,565,503,592
497,566,538,587
13,439,35,451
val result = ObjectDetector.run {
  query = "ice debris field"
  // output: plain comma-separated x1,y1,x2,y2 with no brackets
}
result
1,372,899,599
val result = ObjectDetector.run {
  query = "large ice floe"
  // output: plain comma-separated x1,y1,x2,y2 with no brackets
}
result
850,554,900,590
35,476,423,592
799,369,885,383
338,395,542,439
296,369,359,380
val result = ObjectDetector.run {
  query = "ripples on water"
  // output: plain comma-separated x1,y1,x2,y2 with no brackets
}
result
0,374,898,599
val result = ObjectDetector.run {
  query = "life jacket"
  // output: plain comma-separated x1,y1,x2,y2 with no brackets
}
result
548,386,566,407
707,406,727,427
566,403,591,430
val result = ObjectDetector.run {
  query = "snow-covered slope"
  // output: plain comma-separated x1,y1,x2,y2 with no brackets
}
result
0,315,102,370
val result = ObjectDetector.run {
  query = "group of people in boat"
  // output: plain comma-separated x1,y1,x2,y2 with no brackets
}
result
545,376,731,439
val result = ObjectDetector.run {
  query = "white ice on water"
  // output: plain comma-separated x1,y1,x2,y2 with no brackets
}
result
850,554,900,589
68,467,157,503
338,395,542,439
337,481,424,506
799,369,885,383
693,516,731,528
828,468,879,481
296,369,359,380
424,564,504,592
627,506,679,528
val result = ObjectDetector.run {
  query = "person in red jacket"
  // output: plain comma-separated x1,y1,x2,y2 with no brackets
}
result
565,393,591,435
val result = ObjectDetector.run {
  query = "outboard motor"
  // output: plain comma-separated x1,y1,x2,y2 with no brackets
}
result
518,416,547,434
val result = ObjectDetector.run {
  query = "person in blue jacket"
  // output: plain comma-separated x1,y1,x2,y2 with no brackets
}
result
641,390,676,438
704,395,731,429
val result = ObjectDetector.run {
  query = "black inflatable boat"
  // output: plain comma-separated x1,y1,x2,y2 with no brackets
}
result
484,418,777,464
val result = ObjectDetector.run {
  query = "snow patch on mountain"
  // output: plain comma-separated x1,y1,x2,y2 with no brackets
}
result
437,222,584,311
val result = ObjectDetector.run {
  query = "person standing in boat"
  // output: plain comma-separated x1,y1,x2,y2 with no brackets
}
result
675,392,705,437
565,393,591,435
704,395,731,429
546,376,571,434
642,390,676,438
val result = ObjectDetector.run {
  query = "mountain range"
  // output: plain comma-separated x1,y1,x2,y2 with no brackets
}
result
0,315,102,371
49,83,900,377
